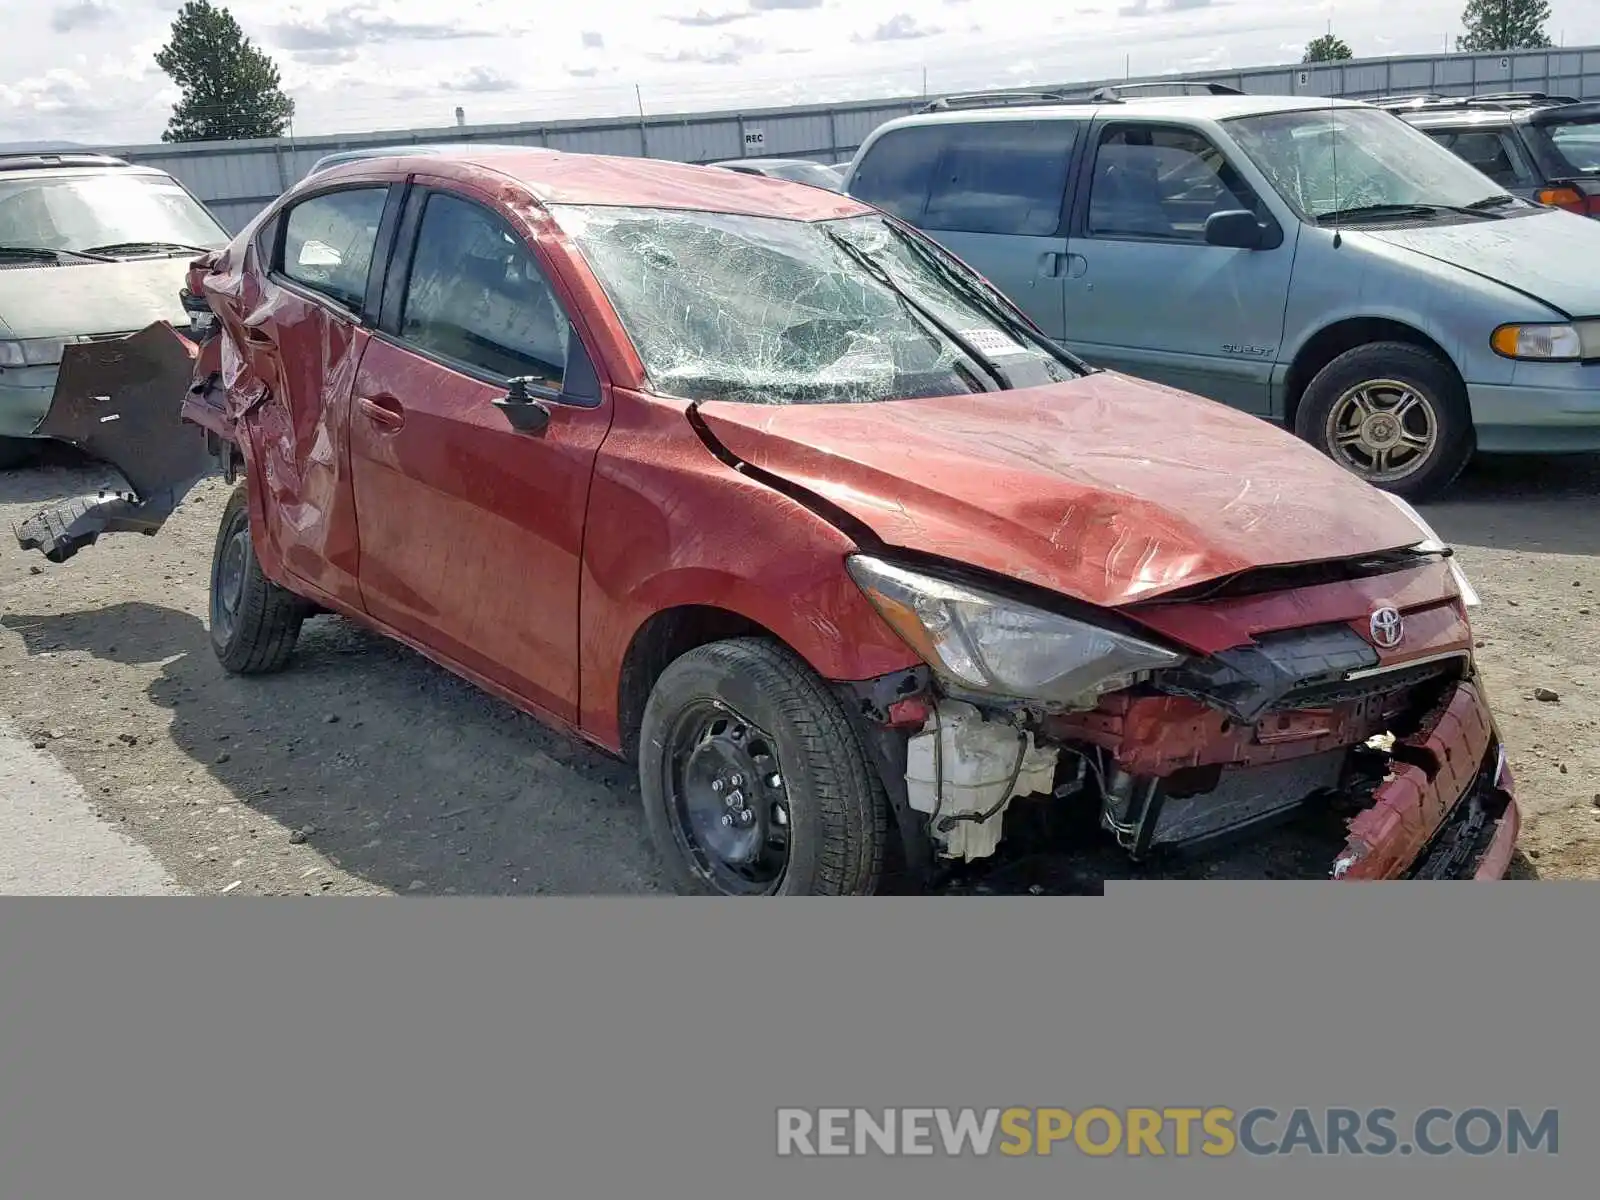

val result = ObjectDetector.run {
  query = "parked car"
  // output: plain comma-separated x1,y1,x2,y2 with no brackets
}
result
0,153,230,468
709,157,845,190
1382,92,1600,216
843,89,1600,499
16,149,1516,892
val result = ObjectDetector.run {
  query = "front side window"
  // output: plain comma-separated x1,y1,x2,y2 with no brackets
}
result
400,192,569,384
847,125,948,224
922,120,1079,236
1086,125,1260,241
550,204,1080,406
1227,106,1512,219
0,171,228,256
281,187,388,310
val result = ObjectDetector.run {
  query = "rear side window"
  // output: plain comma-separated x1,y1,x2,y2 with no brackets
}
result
1086,125,1260,242
280,187,388,310
400,191,569,385
848,125,946,223
1545,120,1600,176
922,121,1078,236
1425,129,1526,188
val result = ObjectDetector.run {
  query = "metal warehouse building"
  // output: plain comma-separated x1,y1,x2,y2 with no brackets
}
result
101,44,1600,232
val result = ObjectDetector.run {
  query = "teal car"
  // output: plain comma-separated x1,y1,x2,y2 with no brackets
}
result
844,91,1600,499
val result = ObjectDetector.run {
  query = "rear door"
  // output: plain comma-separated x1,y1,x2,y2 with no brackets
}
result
237,182,396,608
347,179,612,722
1060,120,1295,415
848,120,1080,340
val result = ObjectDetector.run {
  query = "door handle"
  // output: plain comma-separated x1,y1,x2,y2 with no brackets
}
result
356,394,405,431
1040,252,1090,280
242,325,276,347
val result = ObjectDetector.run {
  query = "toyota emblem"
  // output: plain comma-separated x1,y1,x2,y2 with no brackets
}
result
1369,606,1404,650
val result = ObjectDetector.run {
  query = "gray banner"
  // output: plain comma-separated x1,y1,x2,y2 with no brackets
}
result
0,887,1593,1199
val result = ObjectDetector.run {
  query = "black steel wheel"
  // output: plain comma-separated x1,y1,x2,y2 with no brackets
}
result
662,700,793,894
208,484,307,674
639,638,888,896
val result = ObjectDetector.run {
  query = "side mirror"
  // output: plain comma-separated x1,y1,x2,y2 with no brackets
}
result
1204,209,1265,250
493,376,554,436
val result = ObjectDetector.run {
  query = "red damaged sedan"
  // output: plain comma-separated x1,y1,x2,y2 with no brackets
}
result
16,148,1519,893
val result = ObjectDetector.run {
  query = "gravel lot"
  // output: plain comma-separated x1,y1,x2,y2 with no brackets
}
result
2,447,1597,893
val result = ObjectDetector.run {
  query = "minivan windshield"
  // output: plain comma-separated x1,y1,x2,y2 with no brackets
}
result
0,171,228,256
552,205,1080,404
1227,106,1515,220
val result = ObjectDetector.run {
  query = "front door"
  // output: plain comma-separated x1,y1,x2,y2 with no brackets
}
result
347,183,612,722
1061,121,1297,415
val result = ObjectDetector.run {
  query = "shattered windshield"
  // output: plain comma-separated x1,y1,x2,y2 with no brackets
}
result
1227,107,1512,219
550,205,1079,404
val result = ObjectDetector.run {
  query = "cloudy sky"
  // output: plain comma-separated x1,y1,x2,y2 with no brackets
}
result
4,0,1598,145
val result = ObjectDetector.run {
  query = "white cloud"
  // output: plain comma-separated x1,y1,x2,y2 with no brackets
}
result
2,0,1597,144
51,0,117,34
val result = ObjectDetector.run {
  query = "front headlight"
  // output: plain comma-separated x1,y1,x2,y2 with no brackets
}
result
0,338,73,368
846,555,1184,705
1380,492,1479,607
1490,320,1600,361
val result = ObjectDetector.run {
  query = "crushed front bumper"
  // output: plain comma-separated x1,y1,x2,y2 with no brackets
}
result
1332,680,1519,880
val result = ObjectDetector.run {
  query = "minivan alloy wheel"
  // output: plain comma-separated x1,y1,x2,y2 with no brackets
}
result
1325,378,1438,483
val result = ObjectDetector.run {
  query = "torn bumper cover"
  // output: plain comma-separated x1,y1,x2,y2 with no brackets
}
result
1335,681,1520,881
14,322,214,562
883,673,1519,881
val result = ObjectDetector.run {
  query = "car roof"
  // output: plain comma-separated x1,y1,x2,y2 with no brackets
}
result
0,152,146,175
878,92,1371,131
1399,109,1517,130
0,157,172,182
308,142,530,170
324,147,871,221
710,158,836,169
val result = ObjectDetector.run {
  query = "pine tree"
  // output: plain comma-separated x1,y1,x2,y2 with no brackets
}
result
1457,0,1553,52
1303,34,1354,63
155,0,295,143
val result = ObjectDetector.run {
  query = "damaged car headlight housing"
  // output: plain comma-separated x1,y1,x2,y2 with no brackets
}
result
846,555,1184,705
1379,492,1480,607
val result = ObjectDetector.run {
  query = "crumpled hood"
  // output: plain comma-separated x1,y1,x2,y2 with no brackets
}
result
697,373,1423,608
0,258,191,339
1356,208,1600,317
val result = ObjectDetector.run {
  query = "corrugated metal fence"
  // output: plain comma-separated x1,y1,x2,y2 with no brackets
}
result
104,44,1600,233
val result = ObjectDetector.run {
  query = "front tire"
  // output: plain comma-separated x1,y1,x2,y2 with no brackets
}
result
639,638,889,896
209,484,306,674
1295,341,1473,501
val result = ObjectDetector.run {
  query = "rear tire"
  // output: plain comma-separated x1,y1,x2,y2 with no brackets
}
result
1295,341,1473,501
208,484,306,674
639,638,888,896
